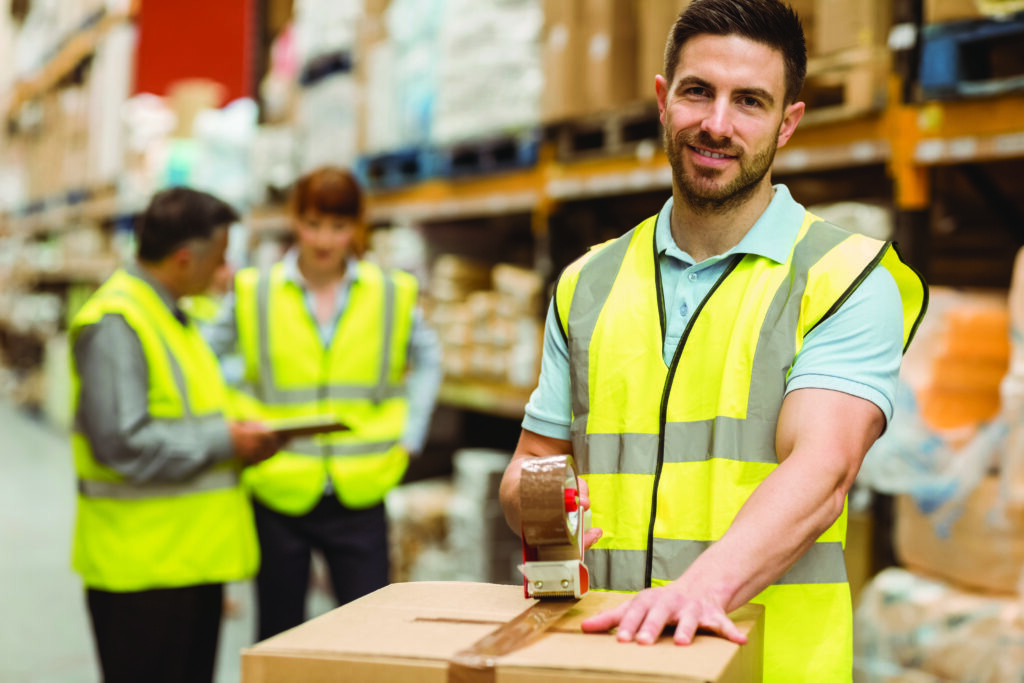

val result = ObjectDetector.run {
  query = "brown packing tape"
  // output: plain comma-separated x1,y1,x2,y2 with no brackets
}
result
520,454,581,553
447,599,579,683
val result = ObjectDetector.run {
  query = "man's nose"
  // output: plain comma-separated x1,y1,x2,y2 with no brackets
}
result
700,99,734,140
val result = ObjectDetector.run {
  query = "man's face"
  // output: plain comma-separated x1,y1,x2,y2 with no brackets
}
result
656,34,804,214
294,209,362,273
181,227,229,296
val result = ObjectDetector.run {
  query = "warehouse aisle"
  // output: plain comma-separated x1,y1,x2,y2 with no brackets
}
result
0,400,256,683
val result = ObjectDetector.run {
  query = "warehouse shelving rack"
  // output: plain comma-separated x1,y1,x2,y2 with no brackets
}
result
3,5,1024,418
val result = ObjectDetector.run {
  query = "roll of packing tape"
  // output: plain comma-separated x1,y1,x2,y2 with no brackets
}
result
520,454,583,559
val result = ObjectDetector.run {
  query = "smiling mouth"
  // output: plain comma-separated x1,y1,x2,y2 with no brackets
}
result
691,146,736,160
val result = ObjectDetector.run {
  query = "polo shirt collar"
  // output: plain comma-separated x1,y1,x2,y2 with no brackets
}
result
654,184,805,265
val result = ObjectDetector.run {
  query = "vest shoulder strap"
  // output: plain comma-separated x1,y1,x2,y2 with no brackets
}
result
555,223,647,340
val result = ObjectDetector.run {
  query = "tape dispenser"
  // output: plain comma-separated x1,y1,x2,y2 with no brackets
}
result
518,454,590,599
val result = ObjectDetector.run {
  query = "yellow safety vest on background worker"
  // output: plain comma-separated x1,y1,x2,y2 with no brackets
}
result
233,260,416,514
180,292,222,324
69,269,259,592
555,212,927,682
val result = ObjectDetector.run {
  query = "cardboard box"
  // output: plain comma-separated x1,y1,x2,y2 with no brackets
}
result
635,0,690,97
924,0,986,23
814,0,891,55
584,0,638,112
242,582,765,682
895,475,1024,595
787,0,818,57
541,0,587,122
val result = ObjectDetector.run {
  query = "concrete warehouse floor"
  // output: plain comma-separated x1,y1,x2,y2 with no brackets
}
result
0,399,333,683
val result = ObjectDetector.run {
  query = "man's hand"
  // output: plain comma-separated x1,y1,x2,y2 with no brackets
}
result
228,420,286,465
580,583,746,646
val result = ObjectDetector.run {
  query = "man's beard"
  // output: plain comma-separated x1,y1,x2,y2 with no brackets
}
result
665,128,778,216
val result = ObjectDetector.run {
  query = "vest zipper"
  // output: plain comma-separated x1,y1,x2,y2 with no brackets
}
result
645,255,742,588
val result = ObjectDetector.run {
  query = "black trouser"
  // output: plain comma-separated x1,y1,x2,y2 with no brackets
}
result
252,495,389,641
86,583,223,683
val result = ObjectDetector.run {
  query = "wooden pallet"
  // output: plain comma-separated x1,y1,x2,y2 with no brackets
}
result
800,47,891,125
548,102,662,162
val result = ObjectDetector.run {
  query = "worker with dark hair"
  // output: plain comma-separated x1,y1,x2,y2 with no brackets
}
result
70,187,285,683
499,1,927,680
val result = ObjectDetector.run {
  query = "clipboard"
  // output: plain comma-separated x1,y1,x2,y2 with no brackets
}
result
266,415,351,439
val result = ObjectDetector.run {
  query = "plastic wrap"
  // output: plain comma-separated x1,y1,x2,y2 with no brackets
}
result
854,568,1024,683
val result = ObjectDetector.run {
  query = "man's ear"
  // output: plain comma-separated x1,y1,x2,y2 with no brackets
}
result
777,101,805,148
655,74,670,126
170,244,194,272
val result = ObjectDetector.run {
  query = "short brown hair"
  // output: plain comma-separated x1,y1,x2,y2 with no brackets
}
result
291,166,364,218
664,0,807,106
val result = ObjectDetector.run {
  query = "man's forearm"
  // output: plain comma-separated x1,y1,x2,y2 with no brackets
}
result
672,449,849,613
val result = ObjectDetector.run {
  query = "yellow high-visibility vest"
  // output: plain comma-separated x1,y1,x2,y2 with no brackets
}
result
233,260,416,514
180,293,222,323
555,211,927,682
70,269,259,592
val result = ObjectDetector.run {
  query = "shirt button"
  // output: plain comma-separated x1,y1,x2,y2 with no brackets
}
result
679,302,689,318
688,272,698,282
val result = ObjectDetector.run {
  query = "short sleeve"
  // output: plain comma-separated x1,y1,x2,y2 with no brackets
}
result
786,266,904,423
521,300,573,440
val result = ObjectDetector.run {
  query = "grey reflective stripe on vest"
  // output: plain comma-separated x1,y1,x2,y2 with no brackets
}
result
78,466,239,500
112,289,195,419
73,288,196,438
586,548,647,592
254,268,400,405
584,419,779,474
566,229,636,452
586,540,847,591
235,382,403,403
652,539,847,585
286,438,400,457
374,275,397,403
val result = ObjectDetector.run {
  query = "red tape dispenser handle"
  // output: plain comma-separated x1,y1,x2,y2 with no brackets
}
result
519,454,590,599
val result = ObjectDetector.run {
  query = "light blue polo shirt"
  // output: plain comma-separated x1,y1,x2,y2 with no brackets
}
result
522,185,905,440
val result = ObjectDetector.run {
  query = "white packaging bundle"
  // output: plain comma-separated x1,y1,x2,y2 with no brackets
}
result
432,0,543,145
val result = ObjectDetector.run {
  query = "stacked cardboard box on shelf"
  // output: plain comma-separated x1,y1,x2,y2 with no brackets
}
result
926,0,1024,22
541,0,693,122
386,449,519,585
447,448,521,584
896,475,1024,595
797,0,891,121
428,256,544,390
6,11,133,206
427,254,493,379
814,0,892,55
386,478,456,583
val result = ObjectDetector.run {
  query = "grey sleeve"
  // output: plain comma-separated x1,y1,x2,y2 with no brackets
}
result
73,315,236,484
401,306,443,454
